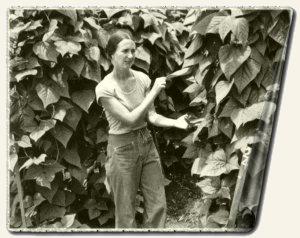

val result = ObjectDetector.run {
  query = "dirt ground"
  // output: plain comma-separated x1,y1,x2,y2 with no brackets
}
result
164,163,202,229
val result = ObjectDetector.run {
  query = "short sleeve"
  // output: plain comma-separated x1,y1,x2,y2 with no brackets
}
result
136,71,151,93
95,80,114,105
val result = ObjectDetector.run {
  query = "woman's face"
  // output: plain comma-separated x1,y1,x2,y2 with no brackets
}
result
111,39,136,70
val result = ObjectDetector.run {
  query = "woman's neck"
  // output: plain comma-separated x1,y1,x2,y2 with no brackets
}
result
112,68,131,81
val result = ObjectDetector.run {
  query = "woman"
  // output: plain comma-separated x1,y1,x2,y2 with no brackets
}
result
95,30,189,229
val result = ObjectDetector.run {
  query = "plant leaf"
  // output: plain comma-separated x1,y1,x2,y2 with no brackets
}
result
63,106,82,131
83,17,100,30
36,81,60,108
61,214,76,228
231,101,276,129
200,149,227,177
232,17,249,46
81,60,101,82
135,45,151,65
17,135,32,148
64,148,82,168
219,16,234,41
54,40,81,57
219,45,251,80
185,35,203,59
84,46,100,62
56,9,77,26
30,119,56,142
39,203,66,222
65,55,85,77
215,80,234,106
196,177,220,195
15,69,38,82
51,123,73,148
19,154,46,171
33,41,59,63
233,58,261,94
218,98,240,118
71,90,95,113
207,208,229,225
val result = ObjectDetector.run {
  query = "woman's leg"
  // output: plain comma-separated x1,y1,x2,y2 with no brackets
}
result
106,139,142,228
140,138,167,228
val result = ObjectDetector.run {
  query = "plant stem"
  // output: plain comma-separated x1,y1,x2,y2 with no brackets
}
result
14,163,27,228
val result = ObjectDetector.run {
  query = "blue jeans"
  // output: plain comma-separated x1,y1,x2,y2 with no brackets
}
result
105,127,167,228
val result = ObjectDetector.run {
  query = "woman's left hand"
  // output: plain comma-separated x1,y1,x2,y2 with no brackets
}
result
173,114,190,130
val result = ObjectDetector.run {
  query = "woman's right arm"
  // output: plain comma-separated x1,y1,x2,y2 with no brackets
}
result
100,77,166,126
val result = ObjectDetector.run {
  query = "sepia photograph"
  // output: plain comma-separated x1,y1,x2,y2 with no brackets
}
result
7,6,293,233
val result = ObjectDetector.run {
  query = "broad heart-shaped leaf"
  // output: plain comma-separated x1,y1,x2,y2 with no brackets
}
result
185,35,203,59
215,80,234,106
269,16,289,46
51,123,73,148
232,17,249,46
71,90,95,113
231,101,276,129
219,118,234,139
64,55,85,77
219,45,251,80
207,208,229,226
36,182,59,203
167,67,193,80
61,214,76,228
63,147,82,168
196,177,221,195
52,190,66,207
54,40,81,57
33,41,59,63
192,12,227,35
39,203,66,222
24,163,65,189
182,144,198,159
200,148,229,177
81,61,101,83
56,9,77,26
36,81,60,108
83,17,101,30
233,58,261,94
63,106,82,131
219,16,234,42
218,98,240,118
30,119,56,142
17,135,32,148
84,46,100,63
135,45,151,66
142,32,162,45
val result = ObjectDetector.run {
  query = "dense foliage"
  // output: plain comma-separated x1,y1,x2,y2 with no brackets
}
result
8,7,291,230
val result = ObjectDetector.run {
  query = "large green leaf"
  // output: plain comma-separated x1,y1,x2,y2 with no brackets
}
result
231,101,276,129
17,135,32,148
81,61,101,82
185,34,203,59
215,80,234,106
219,98,240,118
233,58,261,94
71,90,95,113
135,45,151,66
219,16,234,41
200,148,238,177
36,81,61,108
39,203,66,222
191,145,212,175
83,17,101,30
30,119,56,142
33,41,59,63
64,55,85,77
193,12,226,35
24,163,65,189
269,16,289,45
54,40,81,57
232,17,249,46
219,45,251,80
51,123,73,148
63,106,82,131
56,9,77,26
84,46,100,63
64,148,82,168
196,177,220,195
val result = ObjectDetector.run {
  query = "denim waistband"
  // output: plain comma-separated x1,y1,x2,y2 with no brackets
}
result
108,127,151,146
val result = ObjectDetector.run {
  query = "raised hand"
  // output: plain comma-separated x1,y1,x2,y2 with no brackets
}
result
173,114,190,130
151,77,167,95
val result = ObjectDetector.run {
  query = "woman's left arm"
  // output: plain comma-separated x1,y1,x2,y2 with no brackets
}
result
148,104,189,129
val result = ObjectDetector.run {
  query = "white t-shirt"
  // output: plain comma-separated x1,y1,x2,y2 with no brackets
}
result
95,69,151,135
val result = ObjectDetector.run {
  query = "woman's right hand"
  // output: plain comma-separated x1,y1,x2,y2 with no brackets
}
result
151,77,167,95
